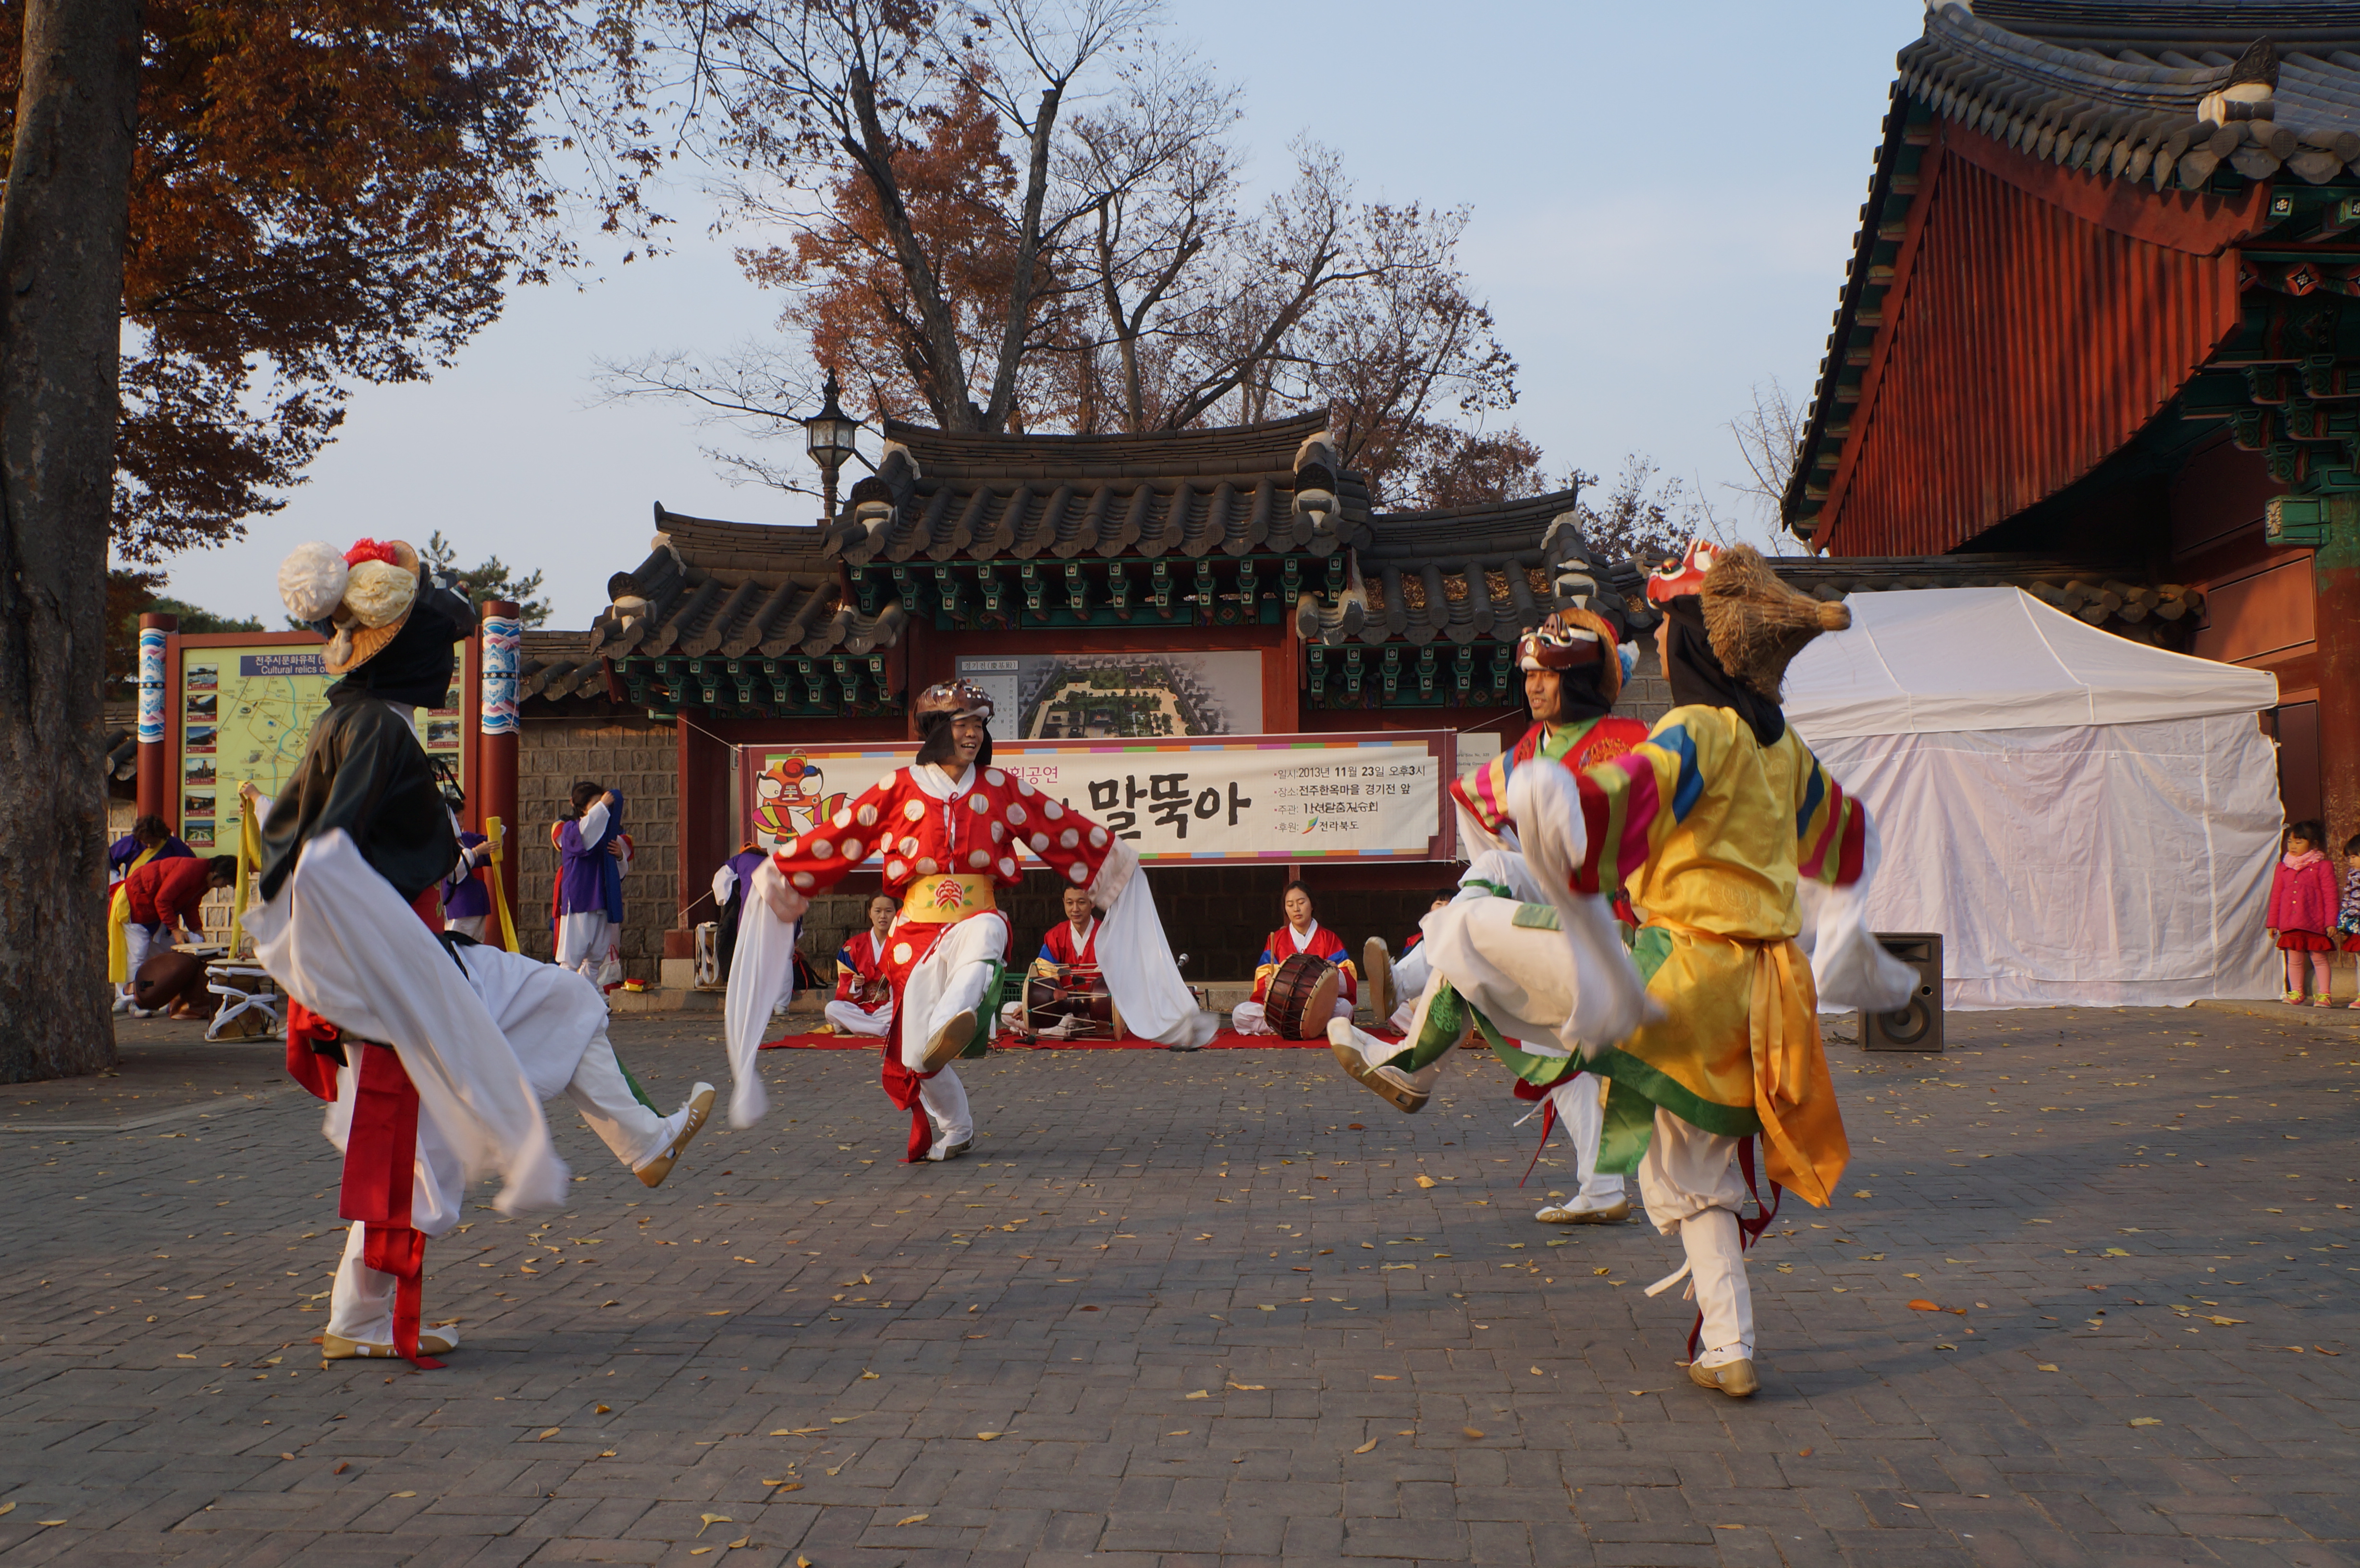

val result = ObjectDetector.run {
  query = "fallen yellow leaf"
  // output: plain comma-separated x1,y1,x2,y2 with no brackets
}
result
595,1404,610,1414
1529,1367,1544,1376
2037,1363,2059,1372
1183,1390,1208,1399
2128,1418,2162,1427
689,1552,712,1559
896,1513,929,1526
697,1513,733,1536
975,1432,1001,1441
2206,1315,2246,1326
538,1428,560,1440
1353,1438,1379,1454
1594,1267,1610,1276
1463,1427,1485,1439
0,1504,11,1517
1229,1383,1265,1390
392,1492,417,1499
861,1371,879,1380
1372,1374,1398,1380
771,1427,825,1435
729,1540,751,1551
1414,1176,1437,1188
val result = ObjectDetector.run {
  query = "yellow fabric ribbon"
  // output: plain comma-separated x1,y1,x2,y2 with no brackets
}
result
1746,938,1847,1207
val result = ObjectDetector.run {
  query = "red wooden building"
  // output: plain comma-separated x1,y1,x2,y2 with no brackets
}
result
1782,0,2360,840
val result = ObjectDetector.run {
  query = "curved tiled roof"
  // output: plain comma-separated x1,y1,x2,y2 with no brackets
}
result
825,411,1375,566
1782,0,2360,538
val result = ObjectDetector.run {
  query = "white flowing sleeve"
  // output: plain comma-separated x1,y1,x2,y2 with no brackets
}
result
712,864,739,909
1797,808,1918,1012
241,830,568,1214
1087,842,1216,1049
720,858,798,1127
1503,760,1660,1057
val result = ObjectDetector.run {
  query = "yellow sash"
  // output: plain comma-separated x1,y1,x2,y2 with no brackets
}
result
899,874,996,924
107,844,162,984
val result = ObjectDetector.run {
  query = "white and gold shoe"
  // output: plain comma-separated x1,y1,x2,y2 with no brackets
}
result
634,1082,717,1189
921,1009,978,1073
1326,1019,1430,1114
322,1328,459,1360
1688,1358,1759,1398
1536,1198,1630,1225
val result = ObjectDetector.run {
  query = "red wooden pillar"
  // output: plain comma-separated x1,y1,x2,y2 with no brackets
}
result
2317,524,2360,852
135,611,175,821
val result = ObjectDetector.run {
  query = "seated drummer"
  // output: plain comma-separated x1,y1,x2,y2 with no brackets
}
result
1231,880,1356,1035
1034,885,1100,975
823,892,899,1038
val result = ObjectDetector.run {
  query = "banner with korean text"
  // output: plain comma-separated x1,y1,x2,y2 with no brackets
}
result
738,732,1455,866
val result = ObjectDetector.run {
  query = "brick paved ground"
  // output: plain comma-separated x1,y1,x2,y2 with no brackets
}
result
3,1003,2356,1568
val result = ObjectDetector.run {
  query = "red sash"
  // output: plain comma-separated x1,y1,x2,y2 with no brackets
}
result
279,882,448,1367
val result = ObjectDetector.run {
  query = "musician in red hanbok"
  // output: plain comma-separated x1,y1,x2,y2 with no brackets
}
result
722,680,1212,1159
825,893,899,1038
1231,882,1357,1034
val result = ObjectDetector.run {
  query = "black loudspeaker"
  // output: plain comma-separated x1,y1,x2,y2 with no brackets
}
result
1860,932,1942,1052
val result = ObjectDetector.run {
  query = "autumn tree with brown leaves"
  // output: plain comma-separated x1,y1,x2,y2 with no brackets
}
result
609,0,1544,512
0,0,659,562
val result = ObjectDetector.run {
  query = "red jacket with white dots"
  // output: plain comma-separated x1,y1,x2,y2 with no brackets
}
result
766,762,1136,917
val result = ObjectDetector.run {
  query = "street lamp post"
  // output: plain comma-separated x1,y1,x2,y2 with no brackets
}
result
801,370,862,527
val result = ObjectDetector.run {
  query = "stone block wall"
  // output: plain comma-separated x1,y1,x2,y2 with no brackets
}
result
1612,643,1673,727
515,716,677,978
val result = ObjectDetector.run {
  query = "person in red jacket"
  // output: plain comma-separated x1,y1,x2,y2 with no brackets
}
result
825,893,899,1037
725,680,1210,1161
2268,819,2342,1005
1231,882,1358,1034
121,854,236,1012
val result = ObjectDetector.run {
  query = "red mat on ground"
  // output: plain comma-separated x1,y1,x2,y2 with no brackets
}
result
758,1028,1360,1051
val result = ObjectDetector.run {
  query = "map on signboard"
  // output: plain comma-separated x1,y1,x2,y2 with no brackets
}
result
957,651,1261,742
179,644,463,849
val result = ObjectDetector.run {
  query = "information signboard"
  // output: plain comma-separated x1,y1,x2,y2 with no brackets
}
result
170,633,474,847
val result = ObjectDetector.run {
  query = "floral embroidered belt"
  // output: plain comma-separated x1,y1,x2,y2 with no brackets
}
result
899,873,997,924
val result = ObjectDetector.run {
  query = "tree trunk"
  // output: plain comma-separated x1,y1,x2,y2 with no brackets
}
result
0,0,142,1081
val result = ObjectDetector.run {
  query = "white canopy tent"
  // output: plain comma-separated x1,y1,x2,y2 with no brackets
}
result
1783,587,2283,1009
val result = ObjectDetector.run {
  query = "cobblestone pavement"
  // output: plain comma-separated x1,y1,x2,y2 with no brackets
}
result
4,1004,2357,1568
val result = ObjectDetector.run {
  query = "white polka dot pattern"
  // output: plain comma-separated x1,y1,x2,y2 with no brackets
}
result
999,857,1017,877
916,858,938,875
810,839,833,859
892,942,912,964
1089,826,1107,848
1044,800,1064,820
857,804,878,827
792,872,815,891
1005,803,1027,825
969,850,991,869
886,859,907,879
985,769,1005,786
1030,833,1050,852
1058,828,1079,850
903,800,926,821
1066,863,1089,883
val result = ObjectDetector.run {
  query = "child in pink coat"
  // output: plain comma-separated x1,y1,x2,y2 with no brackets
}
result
2267,819,2341,1005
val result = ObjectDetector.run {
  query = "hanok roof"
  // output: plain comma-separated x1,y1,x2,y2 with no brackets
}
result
1783,0,2360,540
827,410,1374,565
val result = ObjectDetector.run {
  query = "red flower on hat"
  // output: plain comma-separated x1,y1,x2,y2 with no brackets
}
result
344,538,399,567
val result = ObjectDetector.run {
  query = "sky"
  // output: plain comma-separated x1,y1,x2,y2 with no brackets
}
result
154,0,1926,630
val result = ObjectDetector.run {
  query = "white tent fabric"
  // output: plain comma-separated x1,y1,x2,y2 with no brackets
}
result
1784,588,2282,1009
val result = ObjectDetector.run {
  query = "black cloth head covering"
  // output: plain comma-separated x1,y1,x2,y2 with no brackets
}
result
1537,660,1614,728
914,709,993,771
325,573,472,710
1663,595,1784,748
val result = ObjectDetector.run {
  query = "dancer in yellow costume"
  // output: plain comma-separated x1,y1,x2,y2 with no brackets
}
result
1331,541,1914,1398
